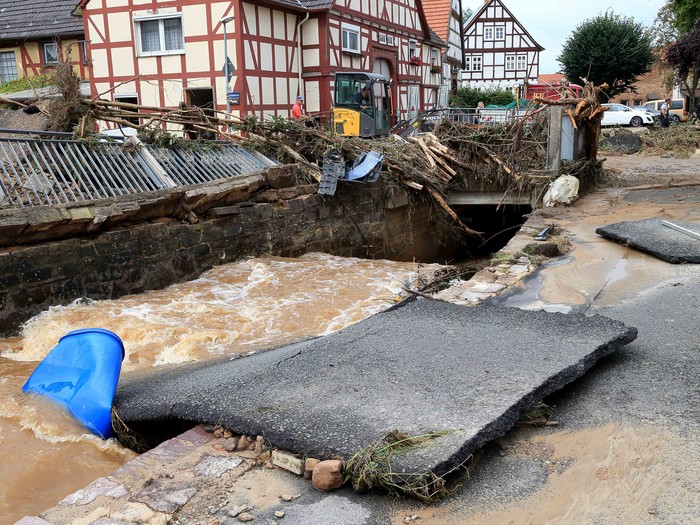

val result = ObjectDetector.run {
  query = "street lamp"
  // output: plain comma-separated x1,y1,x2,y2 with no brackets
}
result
221,15,235,114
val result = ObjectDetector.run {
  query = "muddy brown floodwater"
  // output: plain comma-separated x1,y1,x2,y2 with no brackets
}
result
0,253,441,524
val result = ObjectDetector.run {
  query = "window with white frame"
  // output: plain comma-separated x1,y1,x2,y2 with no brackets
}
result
495,26,505,40
0,51,18,83
135,15,184,56
484,26,494,40
342,23,360,53
387,34,394,46
408,39,417,59
378,33,386,44
516,54,527,70
42,42,59,65
430,48,438,65
505,55,515,70
467,55,482,72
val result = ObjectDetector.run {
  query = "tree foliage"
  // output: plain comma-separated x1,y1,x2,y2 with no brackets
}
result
448,86,514,108
665,19,700,113
558,12,655,99
669,0,700,35
653,0,700,45
651,1,680,47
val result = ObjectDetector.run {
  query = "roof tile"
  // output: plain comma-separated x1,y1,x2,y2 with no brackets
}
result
422,0,452,42
0,0,84,41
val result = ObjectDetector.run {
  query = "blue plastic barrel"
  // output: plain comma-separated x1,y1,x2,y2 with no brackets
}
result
22,328,125,439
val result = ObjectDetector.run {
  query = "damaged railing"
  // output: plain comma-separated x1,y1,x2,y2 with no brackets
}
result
0,134,271,208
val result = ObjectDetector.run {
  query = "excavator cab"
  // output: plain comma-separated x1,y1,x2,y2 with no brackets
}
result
333,72,393,137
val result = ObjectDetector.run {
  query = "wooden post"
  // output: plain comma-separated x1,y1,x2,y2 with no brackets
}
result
547,106,563,177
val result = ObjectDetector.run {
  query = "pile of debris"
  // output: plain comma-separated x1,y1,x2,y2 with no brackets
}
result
1,61,607,238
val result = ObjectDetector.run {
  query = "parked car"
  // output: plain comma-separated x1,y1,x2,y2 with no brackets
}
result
642,99,688,123
632,105,660,122
601,104,655,127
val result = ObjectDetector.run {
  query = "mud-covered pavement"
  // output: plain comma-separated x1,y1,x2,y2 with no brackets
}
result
24,154,700,525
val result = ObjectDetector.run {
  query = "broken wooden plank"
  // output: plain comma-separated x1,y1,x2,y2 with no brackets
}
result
486,152,518,181
426,186,484,241
401,179,424,191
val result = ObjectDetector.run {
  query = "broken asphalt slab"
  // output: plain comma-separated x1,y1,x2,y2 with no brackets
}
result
596,218,700,263
113,298,637,484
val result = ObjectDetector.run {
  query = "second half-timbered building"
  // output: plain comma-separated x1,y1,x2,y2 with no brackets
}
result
461,0,543,89
0,0,89,86
76,0,446,124
423,0,465,98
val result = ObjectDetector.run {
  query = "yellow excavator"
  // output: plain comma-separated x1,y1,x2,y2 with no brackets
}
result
332,71,443,138
332,72,393,138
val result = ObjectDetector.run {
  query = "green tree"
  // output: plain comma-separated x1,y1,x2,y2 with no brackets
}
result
669,0,700,35
448,86,514,108
651,1,680,47
558,12,655,99
665,20,700,114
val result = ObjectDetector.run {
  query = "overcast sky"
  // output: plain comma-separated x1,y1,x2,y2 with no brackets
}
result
463,0,666,74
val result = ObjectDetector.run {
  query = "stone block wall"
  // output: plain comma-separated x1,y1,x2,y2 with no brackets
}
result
0,184,442,336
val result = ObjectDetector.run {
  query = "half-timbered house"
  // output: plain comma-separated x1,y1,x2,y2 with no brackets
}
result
75,0,446,124
423,0,464,96
0,0,89,86
461,0,542,89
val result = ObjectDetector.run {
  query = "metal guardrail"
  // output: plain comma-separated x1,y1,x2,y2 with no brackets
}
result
0,137,270,208
445,107,537,126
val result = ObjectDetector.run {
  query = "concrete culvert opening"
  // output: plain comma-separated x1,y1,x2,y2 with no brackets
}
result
456,204,534,256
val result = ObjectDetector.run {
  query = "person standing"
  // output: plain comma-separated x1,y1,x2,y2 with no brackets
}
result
660,97,671,127
291,95,304,119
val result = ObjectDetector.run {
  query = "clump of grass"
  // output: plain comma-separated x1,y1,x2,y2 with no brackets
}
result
0,74,51,94
515,402,557,427
490,251,516,266
344,429,459,502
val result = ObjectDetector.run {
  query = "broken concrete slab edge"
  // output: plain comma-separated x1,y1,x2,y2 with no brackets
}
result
424,326,638,480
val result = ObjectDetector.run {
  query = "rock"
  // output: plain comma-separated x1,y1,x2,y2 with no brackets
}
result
252,435,266,453
238,512,255,522
275,510,285,518
280,494,300,501
304,458,321,480
229,504,250,517
312,460,344,491
508,264,529,274
223,437,239,452
265,166,297,189
236,435,250,451
271,450,305,475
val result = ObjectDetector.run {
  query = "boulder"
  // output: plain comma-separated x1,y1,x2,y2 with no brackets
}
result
312,459,344,491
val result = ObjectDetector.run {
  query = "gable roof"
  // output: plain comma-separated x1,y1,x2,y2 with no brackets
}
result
464,0,543,52
423,0,452,42
0,0,84,42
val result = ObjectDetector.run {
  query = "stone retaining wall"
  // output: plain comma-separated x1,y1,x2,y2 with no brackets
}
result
0,182,447,336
